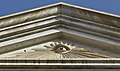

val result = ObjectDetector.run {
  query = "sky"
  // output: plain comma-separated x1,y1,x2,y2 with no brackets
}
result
0,0,120,17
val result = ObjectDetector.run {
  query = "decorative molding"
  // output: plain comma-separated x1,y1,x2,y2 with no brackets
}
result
0,58,120,69
0,2,120,29
0,15,120,54
0,6,59,28
0,2,120,69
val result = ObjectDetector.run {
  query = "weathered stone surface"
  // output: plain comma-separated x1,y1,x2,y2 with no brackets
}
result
0,2,120,69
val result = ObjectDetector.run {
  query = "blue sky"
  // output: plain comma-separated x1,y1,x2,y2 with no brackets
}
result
0,0,120,16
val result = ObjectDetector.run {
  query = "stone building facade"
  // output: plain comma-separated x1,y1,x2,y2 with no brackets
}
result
0,2,120,71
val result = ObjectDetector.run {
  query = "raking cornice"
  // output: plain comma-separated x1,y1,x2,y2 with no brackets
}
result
0,3,120,69
0,2,120,29
0,15,120,54
0,2,120,55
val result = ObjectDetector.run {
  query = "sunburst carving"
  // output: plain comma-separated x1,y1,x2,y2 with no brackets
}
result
43,42,110,58
1,42,111,59
44,42,74,54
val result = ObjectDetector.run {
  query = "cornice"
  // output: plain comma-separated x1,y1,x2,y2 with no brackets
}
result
0,5,59,28
1,15,120,42
0,15,120,54
0,2,120,29
0,2,120,58
0,3,120,69
0,59,120,69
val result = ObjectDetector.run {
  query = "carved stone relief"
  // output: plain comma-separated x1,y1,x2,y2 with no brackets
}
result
0,39,115,59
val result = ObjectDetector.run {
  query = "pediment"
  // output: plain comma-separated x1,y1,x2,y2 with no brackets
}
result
0,2,120,69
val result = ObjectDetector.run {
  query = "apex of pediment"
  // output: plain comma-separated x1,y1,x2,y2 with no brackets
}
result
0,2,120,29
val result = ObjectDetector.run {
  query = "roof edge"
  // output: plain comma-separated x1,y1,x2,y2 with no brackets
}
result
0,2,120,19
0,2,120,28
0,2,61,19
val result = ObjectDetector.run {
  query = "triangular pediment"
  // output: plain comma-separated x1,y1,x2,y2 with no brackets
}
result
0,2,120,59
1,2,120,69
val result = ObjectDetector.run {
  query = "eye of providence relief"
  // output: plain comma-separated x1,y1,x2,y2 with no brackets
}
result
0,41,112,59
